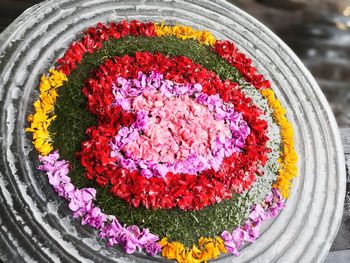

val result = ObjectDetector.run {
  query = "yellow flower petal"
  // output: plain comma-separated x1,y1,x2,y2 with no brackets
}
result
155,23,216,46
26,69,67,156
160,237,227,263
261,89,298,198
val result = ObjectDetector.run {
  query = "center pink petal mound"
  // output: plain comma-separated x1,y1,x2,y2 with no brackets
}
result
125,92,231,164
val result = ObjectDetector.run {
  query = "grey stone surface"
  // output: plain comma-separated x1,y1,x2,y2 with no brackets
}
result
341,129,350,154
230,0,350,128
325,249,350,263
228,2,350,256
330,180,350,251
0,0,346,262
330,130,350,254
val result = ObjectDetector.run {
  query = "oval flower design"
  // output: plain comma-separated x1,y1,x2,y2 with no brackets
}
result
25,20,298,263
109,71,251,178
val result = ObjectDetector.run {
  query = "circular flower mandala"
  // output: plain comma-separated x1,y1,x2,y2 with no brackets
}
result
26,20,298,263
79,53,270,210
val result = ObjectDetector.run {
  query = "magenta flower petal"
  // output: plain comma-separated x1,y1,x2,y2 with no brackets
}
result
38,152,161,256
110,71,251,178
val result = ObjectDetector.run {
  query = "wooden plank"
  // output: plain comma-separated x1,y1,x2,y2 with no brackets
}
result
341,128,350,154
340,129,350,183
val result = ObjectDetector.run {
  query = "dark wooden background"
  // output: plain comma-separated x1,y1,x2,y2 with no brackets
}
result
1,0,349,261
0,0,42,32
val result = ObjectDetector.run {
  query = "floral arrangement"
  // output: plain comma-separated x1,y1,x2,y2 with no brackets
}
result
26,20,297,262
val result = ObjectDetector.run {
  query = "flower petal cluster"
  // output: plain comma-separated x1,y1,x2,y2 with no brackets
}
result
26,69,67,155
214,40,271,89
57,20,156,75
38,151,161,256
155,22,216,46
261,89,298,198
109,71,250,178
79,52,269,210
159,237,227,263
220,188,285,256
38,152,285,262
25,20,298,263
